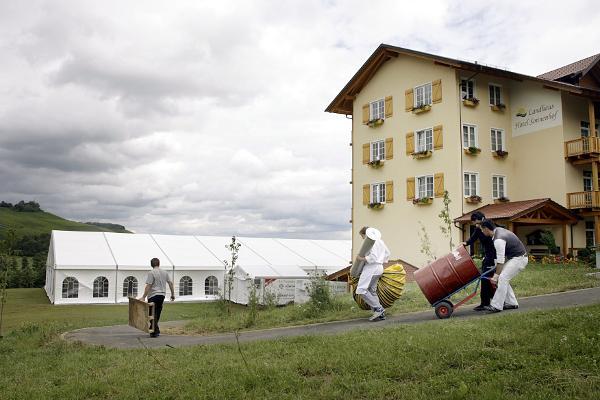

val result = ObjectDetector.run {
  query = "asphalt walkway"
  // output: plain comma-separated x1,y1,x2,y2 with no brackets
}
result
63,286,600,349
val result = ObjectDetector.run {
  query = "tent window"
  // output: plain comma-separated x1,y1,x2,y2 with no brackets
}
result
62,277,79,298
123,276,138,297
205,276,218,295
179,276,193,296
93,276,109,298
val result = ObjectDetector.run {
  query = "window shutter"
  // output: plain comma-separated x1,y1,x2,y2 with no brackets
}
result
386,181,394,203
434,173,445,198
385,138,393,160
406,177,415,200
362,143,370,164
385,96,393,118
405,89,414,111
406,132,414,155
363,184,370,205
433,125,443,150
362,104,369,124
432,79,442,103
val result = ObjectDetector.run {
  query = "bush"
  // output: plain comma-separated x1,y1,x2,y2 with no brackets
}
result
540,231,560,255
303,277,334,318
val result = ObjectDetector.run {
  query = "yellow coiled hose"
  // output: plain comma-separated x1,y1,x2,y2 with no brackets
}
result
350,263,406,310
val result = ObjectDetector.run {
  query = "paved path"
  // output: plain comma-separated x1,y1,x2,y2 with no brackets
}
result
63,287,600,349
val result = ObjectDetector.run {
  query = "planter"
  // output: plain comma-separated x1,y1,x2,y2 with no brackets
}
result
464,147,481,155
491,103,506,112
462,98,479,107
465,195,482,204
368,159,384,168
412,197,433,205
493,150,509,158
494,197,510,204
412,104,431,114
367,118,384,127
368,202,385,210
412,150,432,159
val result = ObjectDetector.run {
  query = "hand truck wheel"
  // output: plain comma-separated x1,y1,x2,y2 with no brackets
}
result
434,301,454,319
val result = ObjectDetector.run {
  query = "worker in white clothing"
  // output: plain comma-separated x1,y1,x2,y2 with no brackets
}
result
356,226,391,321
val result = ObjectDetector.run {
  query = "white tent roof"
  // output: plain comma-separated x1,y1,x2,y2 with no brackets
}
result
51,231,115,269
234,264,308,279
311,239,351,262
152,234,224,269
104,232,172,270
238,237,314,267
275,238,349,267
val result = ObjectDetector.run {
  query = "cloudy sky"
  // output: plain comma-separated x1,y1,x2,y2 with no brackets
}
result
1,0,599,238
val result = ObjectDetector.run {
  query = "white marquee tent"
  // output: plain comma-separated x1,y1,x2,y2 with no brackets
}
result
45,230,350,305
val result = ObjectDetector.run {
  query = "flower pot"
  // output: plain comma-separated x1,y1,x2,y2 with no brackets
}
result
412,151,432,159
367,118,384,127
412,198,433,205
465,196,482,204
493,150,508,158
462,98,479,107
464,147,481,155
368,203,385,210
412,105,431,114
368,160,384,168
491,104,506,112
494,197,510,204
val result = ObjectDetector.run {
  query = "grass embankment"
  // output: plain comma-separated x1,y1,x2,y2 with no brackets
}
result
2,263,598,336
0,304,599,399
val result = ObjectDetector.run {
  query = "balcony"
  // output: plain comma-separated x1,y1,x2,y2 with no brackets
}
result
567,191,600,210
564,137,600,163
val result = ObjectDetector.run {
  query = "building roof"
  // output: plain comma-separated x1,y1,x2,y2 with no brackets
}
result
537,53,600,81
453,198,578,224
325,44,600,115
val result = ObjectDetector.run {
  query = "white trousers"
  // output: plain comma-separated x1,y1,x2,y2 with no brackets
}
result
490,255,528,310
356,263,383,310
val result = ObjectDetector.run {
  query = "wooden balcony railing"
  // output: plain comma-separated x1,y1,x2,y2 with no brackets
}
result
567,190,600,209
564,136,600,159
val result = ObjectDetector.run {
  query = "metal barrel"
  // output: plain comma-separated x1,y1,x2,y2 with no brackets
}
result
413,246,479,305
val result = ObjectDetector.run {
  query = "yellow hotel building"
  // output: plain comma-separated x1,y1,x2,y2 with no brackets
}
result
326,45,600,267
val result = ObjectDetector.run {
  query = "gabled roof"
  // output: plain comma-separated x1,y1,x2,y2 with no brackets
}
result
537,53,600,81
454,198,578,224
325,44,600,115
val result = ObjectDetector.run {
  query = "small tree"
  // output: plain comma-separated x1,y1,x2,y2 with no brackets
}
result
222,236,241,315
418,221,436,264
438,190,454,251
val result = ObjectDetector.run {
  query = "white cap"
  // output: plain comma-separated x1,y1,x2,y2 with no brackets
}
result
365,227,381,241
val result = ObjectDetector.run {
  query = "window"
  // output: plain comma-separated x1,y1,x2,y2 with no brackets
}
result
460,79,475,100
123,276,138,297
416,128,433,152
489,84,502,105
581,121,599,137
370,99,385,120
414,83,432,108
371,140,385,161
584,171,592,192
463,172,479,196
371,183,386,203
417,175,434,199
62,277,79,299
205,276,219,295
92,276,109,298
462,124,477,148
179,276,193,296
586,221,595,247
491,128,504,151
492,175,506,199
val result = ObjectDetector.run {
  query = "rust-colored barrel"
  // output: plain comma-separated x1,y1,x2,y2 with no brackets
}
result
413,246,479,305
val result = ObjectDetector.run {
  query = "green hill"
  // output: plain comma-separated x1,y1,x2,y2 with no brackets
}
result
0,207,130,239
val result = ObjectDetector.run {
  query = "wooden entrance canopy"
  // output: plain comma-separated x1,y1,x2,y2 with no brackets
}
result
454,198,579,255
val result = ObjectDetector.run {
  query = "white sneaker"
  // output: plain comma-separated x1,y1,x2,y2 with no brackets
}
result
369,309,385,321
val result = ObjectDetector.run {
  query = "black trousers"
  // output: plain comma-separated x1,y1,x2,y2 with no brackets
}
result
480,261,496,306
148,295,165,334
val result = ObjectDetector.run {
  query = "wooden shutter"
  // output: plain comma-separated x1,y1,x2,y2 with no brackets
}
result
432,79,442,104
386,181,394,203
385,138,393,160
362,104,369,124
362,143,370,164
363,184,370,205
406,177,415,200
405,89,414,111
384,96,393,118
406,132,414,155
434,173,445,198
433,125,443,150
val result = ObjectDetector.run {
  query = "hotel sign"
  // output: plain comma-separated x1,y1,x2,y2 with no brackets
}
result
511,87,562,136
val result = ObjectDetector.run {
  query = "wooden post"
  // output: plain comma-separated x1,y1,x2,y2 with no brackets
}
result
562,224,567,256
593,162,599,192
590,100,597,137
595,215,600,269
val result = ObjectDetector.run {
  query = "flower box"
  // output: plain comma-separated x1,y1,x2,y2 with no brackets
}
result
464,147,481,155
494,197,510,204
367,118,384,127
491,103,506,112
493,150,509,158
368,159,384,168
412,104,431,114
368,202,384,210
412,150,432,159
462,97,479,107
465,195,482,204
412,197,433,205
